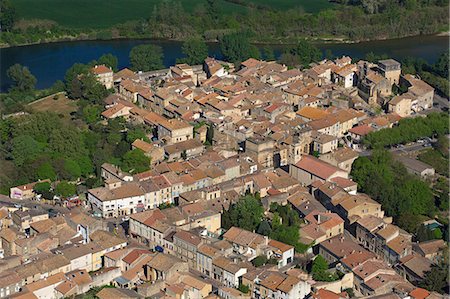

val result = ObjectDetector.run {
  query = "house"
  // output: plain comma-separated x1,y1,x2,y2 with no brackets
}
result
10,180,50,200
394,155,435,179
132,139,164,164
319,147,359,173
397,254,432,284
312,134,338,154
297,107,330,122
218,287,251,299
0,272,22,298
164,139,205,162
144,112,194,144
355,216,412,264
145,253,189,282
319,234,370,266
92,65,114,89
96,287,141,299
378,59,401,86
101,163,133,182
212,256,249,288
413,239,447,263
242,270,311,299
290,155,349,186
245,136,275,169
348,124,374,145
87,182,147,218
173,230,203,269
11,208,49,234
300,211,344,245
401,74,434,111
388,94,412,117
333,64,357,88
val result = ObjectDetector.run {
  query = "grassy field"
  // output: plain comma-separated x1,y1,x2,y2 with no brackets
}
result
12,0,333,29
28,93,78,118
12,0,247,29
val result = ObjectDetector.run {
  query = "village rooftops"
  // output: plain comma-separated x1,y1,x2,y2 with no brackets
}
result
91,65,113,75
88,182,145,202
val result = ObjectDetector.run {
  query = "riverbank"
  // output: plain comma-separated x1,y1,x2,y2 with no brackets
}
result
1,34,448,93
1,30,448,49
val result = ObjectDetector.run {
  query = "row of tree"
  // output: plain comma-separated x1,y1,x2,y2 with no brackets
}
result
363,112,449,148
351,149,438,235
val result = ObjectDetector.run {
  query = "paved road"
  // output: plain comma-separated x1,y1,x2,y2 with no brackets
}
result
359,141,430,157
433,93,449,110
0,194,70,215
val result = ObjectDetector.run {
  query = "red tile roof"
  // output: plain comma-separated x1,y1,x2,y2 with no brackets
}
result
294,155,343,180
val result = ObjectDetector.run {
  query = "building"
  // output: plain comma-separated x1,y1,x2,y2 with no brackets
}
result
290,155,349,186
92,65,114,89
394,155,435,179
378,59,401,86
87,182,146,218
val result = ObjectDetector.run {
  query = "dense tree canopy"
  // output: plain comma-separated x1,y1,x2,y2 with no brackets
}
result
121,149,151,173
222,194,264,232
279,40,322,68
97,53,118,72
220,32,260,65
351,150,435,232
0,0,17,32
129,44,164,71
7,64,37,92
178,38,209,65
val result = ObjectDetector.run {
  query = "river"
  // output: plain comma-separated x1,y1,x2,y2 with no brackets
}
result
0,35,448,92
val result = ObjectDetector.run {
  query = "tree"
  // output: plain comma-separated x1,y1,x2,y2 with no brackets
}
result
420,263,449,293
82,105,101,124
311,255,338,282
64,63,90,88
98,53,118,72
179,38,208,65
126,127,150,143
257,219,272,236
252,255,268,267
221,194,264,232
63,159,82,180
55,181,76,197
0,0,17,32
7,64,37,92
206,123,214,145
220,32,260,65
11,135,42,166
36,162,57,181
263,46,275,61
280,40,322,68
121,149,151,173
34,182,51,194
129,44,164,71
207,0,220,23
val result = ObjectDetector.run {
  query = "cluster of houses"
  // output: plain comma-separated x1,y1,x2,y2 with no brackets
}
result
1,55,445,299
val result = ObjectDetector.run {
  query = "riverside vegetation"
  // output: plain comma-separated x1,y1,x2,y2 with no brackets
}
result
0,0,448,47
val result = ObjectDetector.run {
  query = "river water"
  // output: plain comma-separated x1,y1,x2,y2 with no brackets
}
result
0,35,448,92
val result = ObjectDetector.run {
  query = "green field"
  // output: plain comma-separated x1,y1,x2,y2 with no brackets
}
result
245,0,334,12
12,0,246,29
12,0,333,29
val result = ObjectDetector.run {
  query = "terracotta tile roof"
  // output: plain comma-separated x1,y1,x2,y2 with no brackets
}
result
294,155,343,180
268,239,293,253
297,107,329,120
92,65,112,75
132,139,153,153
348,124,374,136
409,288,430,299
